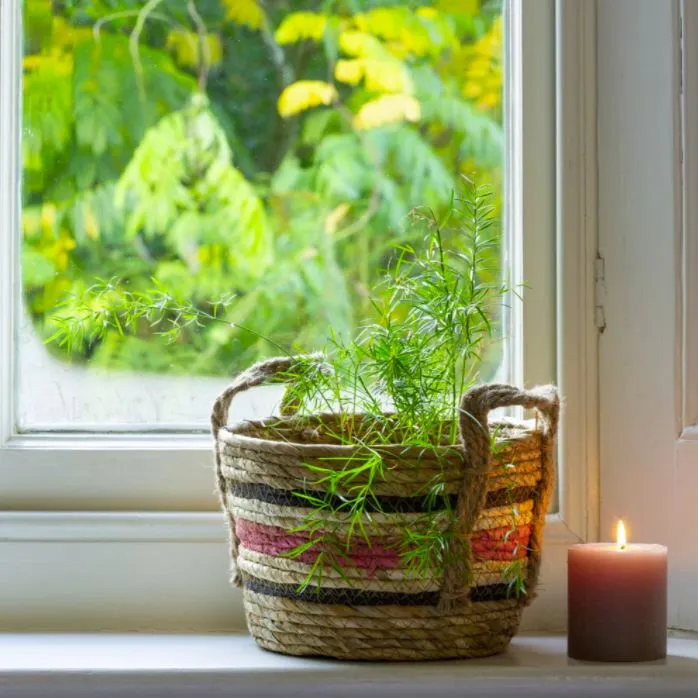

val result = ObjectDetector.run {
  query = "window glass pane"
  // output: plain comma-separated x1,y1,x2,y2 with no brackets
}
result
19,0,505,430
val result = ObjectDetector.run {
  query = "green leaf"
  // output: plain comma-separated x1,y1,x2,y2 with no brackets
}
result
115,97,273,284
420,94,503,168
22,246,57,287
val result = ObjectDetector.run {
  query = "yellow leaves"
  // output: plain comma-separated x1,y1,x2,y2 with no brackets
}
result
339,31,385,58
47,232,76,271
275,12,328,44
335,58,413,94
23,46,73,77
166,30,222,69
222,0,263,30
22,12,87,81
24,203,76,271
353,8,404,39
463,16,502,111
22,12,85,82
334,59,363,86
36,229,76,272
23,54,46,72
471,15,502,60
351,7,456,59
367,60,412,93
354,94,421,130
278,81,338,118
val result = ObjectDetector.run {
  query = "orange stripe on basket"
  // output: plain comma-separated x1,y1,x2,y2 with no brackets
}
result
471,524,531,560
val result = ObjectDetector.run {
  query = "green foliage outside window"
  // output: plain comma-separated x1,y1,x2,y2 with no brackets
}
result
22,0,504,378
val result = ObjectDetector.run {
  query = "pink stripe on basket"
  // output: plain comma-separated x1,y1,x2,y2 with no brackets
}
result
236,519,532,569
236,519,403,574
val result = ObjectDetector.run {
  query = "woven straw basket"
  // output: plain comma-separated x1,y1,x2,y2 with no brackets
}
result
212,356,560,661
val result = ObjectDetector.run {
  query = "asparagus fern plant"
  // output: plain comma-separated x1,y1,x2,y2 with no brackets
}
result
47,177,528,596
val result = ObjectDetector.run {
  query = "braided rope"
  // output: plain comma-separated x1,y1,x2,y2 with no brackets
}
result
211,355,322,584
437,383,560,612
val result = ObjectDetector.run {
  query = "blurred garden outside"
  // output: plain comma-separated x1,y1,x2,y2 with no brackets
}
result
19,0,504,427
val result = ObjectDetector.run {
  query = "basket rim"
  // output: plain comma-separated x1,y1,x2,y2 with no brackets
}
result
217,413,541,461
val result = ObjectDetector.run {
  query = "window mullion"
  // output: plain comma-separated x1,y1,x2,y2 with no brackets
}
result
0,0,21,447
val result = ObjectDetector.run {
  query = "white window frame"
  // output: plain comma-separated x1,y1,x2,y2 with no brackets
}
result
596,0,698,630
0,0,599,631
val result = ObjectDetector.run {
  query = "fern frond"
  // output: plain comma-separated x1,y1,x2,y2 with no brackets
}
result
420,95,503,168
386,126,454,202
115,96,273,282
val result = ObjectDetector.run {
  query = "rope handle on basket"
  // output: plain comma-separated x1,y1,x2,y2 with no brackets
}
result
210,353,330,436
438,383,560,613
210,354,328,586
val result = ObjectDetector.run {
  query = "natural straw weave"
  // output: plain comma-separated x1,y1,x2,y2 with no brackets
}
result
212,356,559,661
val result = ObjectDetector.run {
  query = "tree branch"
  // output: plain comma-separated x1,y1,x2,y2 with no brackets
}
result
258,4,298,172
187,0,211,92
128,0,166,106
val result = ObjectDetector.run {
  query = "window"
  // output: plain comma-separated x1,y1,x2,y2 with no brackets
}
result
1,0,598,632
19,0,508,431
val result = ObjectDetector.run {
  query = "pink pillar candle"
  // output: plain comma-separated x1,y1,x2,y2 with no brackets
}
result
568,525,667,662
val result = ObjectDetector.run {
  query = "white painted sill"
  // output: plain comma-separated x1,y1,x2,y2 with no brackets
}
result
1,634,697,698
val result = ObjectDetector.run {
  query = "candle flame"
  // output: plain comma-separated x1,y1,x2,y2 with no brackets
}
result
616,519,627,550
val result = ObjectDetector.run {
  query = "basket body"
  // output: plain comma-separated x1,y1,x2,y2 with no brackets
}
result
215,404,557,660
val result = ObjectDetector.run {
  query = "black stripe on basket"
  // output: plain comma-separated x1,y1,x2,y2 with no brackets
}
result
229,481,536,514
484,485,537,509
244,578,518,606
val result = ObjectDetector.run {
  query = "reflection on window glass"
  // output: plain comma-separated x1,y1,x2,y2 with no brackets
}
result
20,0,503,428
